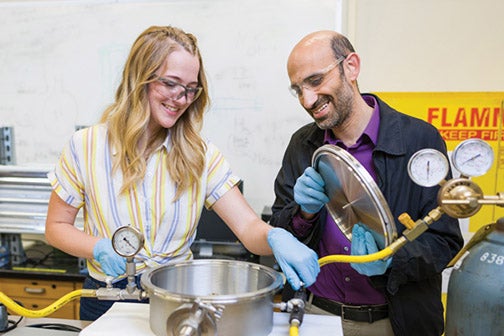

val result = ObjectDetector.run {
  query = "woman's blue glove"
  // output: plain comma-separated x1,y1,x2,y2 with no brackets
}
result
350,224,392,276
294,167,330,214
267,227,320,290
93,238,127,277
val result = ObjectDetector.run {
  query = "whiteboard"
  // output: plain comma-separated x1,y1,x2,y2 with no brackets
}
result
0,0,340,213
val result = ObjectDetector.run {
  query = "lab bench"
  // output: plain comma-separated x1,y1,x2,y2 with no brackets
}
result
1,303,342,336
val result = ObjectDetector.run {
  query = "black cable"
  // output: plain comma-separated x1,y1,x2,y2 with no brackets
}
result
0,316,23,333
33,247,53,266
26,323,82,332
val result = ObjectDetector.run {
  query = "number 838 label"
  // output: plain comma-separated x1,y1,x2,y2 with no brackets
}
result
480,252,504,265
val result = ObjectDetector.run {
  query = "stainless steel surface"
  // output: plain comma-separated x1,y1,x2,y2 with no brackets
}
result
0,165,83,234
312,144,397,248
141,259,284,336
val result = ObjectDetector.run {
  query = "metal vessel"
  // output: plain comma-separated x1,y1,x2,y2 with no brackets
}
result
141,259,284,336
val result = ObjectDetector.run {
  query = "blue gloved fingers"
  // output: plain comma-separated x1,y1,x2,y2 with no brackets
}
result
293,248,320,287
350,224,365,255
296,168,325,191
104,254,126,277
296,184,329,203
364,231,379,253
303,167,326,188
278,251,320,290
384,257,392,269
350,224,391,276
102,255,126,276
267,228,320,290
294,187,330,213
282,247,320,289
277,259,301,290
294,167,330,214
93,238,127,277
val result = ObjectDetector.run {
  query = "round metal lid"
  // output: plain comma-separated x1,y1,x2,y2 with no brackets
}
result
312,144,397,249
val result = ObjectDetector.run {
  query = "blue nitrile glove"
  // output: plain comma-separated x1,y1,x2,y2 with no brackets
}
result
350,224,392,276
93,238,127,277
267,227,320,290
294,167,330,214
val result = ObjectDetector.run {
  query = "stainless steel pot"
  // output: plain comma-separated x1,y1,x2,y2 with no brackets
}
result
141,259,284,336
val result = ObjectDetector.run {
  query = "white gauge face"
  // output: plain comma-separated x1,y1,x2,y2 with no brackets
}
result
452,138,494,177
408,148,449,187
112,226,144,257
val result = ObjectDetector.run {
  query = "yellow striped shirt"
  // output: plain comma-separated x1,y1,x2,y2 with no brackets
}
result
48,124,240,281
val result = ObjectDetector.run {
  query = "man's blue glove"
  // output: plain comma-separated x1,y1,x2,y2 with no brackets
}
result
350,224,392,276
294,167,330,214
267,227,320,290
93,238,127,277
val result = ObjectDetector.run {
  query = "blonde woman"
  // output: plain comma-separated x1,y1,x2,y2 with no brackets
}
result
45,26,319,321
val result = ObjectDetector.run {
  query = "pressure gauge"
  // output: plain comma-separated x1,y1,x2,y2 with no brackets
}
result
452,138,494,177
111,226,144,258
408,148,449,187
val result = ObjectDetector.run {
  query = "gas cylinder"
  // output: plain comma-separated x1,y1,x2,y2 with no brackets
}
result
445,217,504,336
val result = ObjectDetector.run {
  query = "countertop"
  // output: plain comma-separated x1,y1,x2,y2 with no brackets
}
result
2,303,342,336
80,302,343,336
0,241,86,282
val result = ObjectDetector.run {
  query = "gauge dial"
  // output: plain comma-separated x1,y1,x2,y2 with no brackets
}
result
408,148,449,187
452,138,494,177
111,226,144,258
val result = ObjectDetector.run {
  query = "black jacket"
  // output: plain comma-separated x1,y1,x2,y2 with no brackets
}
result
270,94,463,336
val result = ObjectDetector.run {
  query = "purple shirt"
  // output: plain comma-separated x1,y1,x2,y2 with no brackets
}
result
294,95,387,305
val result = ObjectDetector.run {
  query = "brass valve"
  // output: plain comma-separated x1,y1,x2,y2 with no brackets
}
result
398,213,415,229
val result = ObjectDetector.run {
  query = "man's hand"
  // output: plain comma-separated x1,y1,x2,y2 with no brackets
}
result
350,224,392,276
294,167,330,214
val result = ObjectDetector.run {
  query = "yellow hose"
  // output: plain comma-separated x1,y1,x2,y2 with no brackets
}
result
0,289,96,318
289,321,300,336
282,238,404,335
318,237,407,267
0,236,406,321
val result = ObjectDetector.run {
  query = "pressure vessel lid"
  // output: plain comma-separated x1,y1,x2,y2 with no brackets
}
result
311,144,397,249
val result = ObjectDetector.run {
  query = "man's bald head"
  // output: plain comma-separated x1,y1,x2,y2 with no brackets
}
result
288,30,355,70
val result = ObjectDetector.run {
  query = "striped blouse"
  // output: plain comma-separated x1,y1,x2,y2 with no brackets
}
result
48,124,240,281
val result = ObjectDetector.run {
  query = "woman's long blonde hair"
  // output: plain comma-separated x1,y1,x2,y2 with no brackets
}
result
100,26,208,200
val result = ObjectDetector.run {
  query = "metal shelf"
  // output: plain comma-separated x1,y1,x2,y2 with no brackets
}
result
0,165,83,234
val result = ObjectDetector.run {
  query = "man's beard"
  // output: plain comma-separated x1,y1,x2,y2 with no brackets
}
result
314,83,353,130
